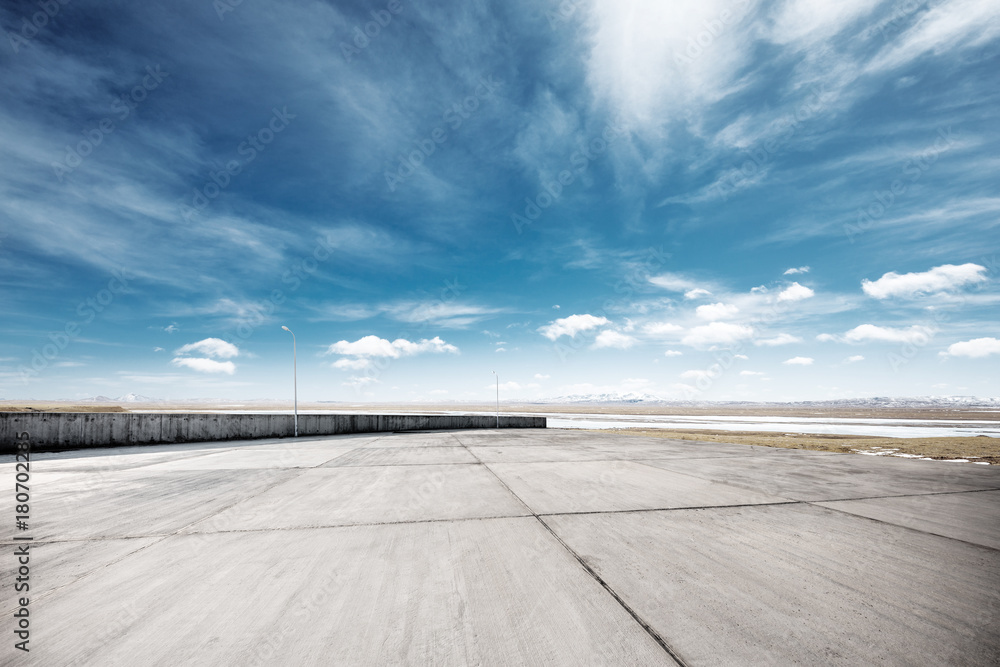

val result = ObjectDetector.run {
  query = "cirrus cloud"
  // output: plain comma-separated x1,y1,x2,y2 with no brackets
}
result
783,357,814,366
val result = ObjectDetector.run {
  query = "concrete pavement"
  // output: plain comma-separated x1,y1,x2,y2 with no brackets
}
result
2,429,998,665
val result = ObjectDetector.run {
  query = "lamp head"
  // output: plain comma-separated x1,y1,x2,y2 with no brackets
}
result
282,326,290,332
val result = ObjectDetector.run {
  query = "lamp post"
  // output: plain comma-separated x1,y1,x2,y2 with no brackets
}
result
491,370,499,428
281,326,298,437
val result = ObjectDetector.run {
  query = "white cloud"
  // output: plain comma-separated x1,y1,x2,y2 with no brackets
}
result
843,324,935,344
861,264,987,299
755,333,803,346
740,370,766,376
534,373,550,380
684,288,712,299
327,335,459,359
495,347,507,353
681,322,754,346
782,357,814,366
174,338,239,359
592,330,638,350
679,369,713,380
663,350,683,357
733,354,748,360
328,335,398,357
163,324,179,334
649,273,701,292
153,347,165,352
941,337,1000,358
816,333,838,342
783,266,810,275
490,381,522,392
171,357,236,374
642,321,683,336
343,376,377,388
845,355,865,363
696,302,740,320
538,314,609,340
333,358,371,370
777,282,815,302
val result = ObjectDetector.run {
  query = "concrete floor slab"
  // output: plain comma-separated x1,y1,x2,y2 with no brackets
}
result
816,489,1000,550
326,446,479,467
546,503,1000,666
3,428,998,665
183,464,528,532
17,518,674,667
356,431,470,448
488,460,791,514
136,446,354,470
644,452,1000,501
0,536,162,615
3,469,300,541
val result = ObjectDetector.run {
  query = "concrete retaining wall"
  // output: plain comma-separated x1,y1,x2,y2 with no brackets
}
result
0,413,546,453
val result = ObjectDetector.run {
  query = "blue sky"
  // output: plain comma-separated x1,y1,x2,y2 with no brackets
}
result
1,0,998,402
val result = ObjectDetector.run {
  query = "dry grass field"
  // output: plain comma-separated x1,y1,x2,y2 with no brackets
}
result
602,428,1000,465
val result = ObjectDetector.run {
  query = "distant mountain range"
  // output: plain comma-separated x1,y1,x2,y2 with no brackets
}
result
57,393,1000,408
519,394,1000,408
81,393,163,403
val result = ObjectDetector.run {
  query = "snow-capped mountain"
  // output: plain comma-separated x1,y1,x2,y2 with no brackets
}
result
523,394,1000,408
115,393,162,403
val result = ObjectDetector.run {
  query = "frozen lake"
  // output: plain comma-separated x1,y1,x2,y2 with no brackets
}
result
144,409,1000,439
542,413,1000,438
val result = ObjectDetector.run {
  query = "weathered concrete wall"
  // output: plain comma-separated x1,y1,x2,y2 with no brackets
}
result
0,413,545,453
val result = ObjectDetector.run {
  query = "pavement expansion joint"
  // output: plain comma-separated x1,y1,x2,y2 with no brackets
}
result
461,441,689,666
806,500,1000,553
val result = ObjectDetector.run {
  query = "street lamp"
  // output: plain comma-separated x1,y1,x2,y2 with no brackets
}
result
281,325,298,437
491,370,499,428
